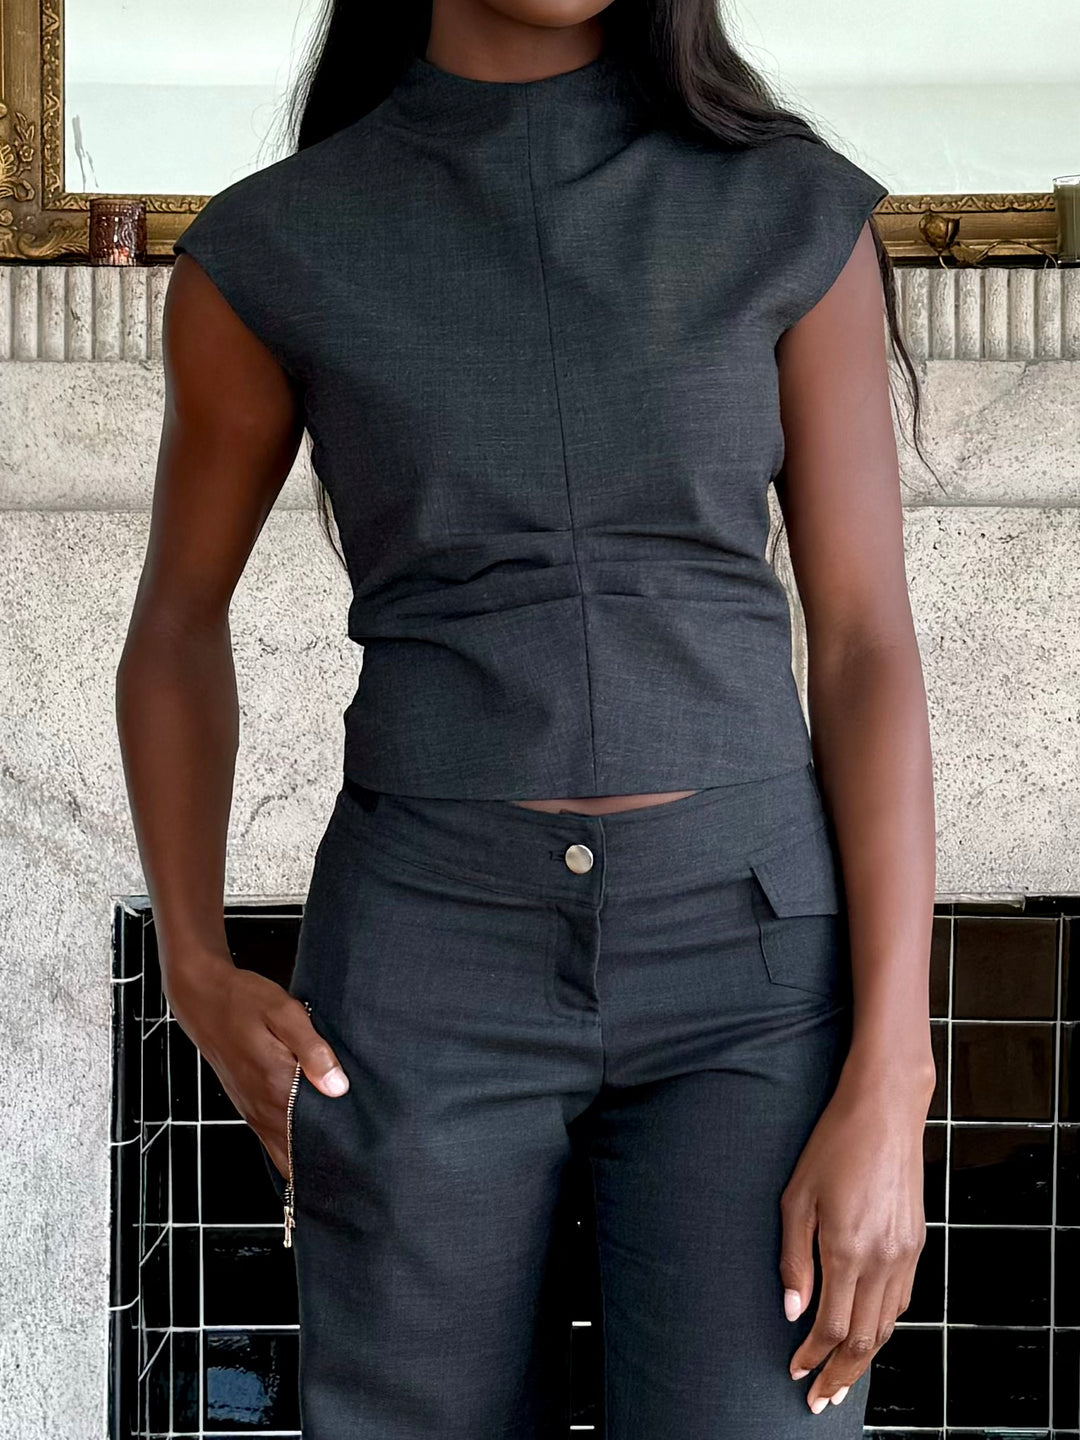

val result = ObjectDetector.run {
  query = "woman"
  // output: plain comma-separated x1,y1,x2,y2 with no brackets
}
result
116,0,937,1434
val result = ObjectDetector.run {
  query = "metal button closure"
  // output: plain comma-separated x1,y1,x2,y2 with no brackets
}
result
564,843,594,875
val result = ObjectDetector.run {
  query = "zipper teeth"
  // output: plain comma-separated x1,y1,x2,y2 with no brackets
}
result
282,998,312,1249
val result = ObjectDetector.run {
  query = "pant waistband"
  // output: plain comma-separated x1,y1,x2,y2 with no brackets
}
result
326,763,833,904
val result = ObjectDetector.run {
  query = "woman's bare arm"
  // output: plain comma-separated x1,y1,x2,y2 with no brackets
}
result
116,254,348,1177
771,222,936,1410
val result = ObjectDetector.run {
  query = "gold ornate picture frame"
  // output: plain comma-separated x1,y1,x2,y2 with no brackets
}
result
0,0,1063,263
1,0,206,259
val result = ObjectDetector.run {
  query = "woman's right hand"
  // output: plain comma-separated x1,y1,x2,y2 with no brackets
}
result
164,952,349,1178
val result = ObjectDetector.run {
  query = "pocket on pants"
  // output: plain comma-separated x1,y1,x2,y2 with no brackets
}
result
747,822,846,997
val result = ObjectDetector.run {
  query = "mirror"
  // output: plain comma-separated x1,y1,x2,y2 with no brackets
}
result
63,0,323,195
729,0,1078,196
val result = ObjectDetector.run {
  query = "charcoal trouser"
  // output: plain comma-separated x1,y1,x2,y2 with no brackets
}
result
265,761,869,1438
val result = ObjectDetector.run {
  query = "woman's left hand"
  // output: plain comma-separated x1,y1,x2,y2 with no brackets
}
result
780,1057,933,1413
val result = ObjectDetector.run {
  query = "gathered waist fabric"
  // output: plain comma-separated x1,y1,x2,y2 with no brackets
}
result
339,590,814,799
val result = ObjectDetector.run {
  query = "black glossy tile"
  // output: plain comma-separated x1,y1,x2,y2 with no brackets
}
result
172,1328,200,1431
142,922,166,1025
905,1225,945,1324
1056,1230,1080,1326
110,1135,140,1309
202,1122,283,1225
170,1122,198,1225
930,916,951,1017
1064,1025,1079,1122
949,1125,1054,1224
1065,915,1080,1021
141,1017,169,1129
924,1124,947,1223
953,916,1058,1019
953,900,1025,916
112,906,143,982
865,1433,943,1440
110,978,139,1143
171,1225,200,1330
140,1231,171,1332
169,1020,200,1123
204,1331,300,1430
225,913,302,990
109,1304,140,1440
1054,1328,1080,1431
929,1022,948,1119
864,1326,943,1426
200,1053,242,1123
953,1023,1055,1120
202,1229,298,1327
1060,1128,1080,1225
947,1226,1050,1324
141,1121,169,1232
146,1331,171,1433
946,1327,1050,1428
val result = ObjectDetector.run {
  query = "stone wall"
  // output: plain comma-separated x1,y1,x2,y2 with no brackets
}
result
0,261,1077,1436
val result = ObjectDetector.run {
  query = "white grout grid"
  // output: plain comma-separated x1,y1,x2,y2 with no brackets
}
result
108,898,1080,1438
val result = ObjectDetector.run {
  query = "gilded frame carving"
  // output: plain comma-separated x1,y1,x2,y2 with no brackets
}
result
0,0,1064,263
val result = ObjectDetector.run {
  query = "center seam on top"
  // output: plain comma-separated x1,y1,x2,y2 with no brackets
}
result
523,92,600,792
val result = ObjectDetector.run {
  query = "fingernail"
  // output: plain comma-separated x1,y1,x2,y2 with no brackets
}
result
810,1395,829,1415
322,1066,349,1095
784,1288,803,1321
831,1385,850,1405
791,1367,810,1380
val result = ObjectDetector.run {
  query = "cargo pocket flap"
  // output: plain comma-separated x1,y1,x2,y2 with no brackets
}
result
749,824,842,917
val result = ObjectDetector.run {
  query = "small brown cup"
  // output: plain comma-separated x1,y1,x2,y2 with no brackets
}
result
88,196,147,265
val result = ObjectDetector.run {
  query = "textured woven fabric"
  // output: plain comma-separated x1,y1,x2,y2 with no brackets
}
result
172,47,889,799
267,762,864,1437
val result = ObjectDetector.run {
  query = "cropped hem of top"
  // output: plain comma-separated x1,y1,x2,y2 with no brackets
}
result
172,45,890,801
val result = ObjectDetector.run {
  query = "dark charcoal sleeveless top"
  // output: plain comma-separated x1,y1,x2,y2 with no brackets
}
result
172,47,889,799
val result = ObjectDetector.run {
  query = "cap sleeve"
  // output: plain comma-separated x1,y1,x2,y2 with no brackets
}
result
765,136,890,338
171,167,301,381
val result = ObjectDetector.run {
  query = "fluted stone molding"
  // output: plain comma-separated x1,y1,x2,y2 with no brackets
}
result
2,262,1080,363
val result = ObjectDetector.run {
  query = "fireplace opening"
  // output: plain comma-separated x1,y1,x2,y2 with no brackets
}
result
108,897,1080,1436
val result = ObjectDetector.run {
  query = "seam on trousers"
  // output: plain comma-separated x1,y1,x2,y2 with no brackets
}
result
523,92,599,791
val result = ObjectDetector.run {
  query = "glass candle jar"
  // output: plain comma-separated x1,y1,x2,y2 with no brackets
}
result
88,196,147,265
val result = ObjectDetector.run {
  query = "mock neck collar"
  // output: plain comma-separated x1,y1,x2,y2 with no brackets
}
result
380,46,651,141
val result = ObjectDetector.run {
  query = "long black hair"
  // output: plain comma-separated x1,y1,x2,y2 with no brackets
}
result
277,0,937,568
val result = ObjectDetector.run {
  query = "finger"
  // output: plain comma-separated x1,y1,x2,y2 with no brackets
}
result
806,1271,888,1411
778,1185,817,1322
896,1268,915,1318
267,999,349,1096
790,1244,857,1380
